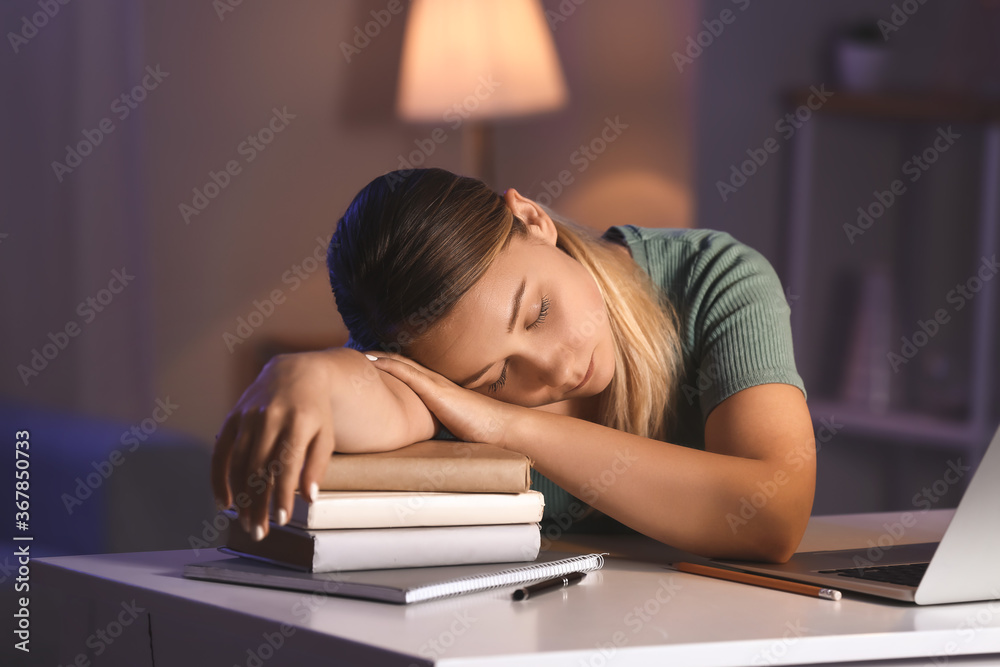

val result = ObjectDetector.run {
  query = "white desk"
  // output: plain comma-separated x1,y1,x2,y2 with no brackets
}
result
26,510,1000,666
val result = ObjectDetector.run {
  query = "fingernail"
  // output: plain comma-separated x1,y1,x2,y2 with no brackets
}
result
276,508,288,526
365,354,378,361
252,524,265,542
308,482,318,502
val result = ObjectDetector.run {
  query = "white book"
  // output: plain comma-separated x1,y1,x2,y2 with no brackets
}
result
290,489,545,529
224,511,543,572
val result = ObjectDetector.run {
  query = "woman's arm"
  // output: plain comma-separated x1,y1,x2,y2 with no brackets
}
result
211,347,438,539
506,383,816,562
370,355,815,562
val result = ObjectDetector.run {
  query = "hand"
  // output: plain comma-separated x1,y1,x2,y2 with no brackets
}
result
211,348,439,541
368,353,518,447
211,352,337,539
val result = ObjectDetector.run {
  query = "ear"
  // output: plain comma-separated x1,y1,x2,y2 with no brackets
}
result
503,188,558,246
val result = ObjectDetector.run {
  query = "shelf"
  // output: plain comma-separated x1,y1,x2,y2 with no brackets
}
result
785,91,999,456
786,89,1000,123
808,399,987,449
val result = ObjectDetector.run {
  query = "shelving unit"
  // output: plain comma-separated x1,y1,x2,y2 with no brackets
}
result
782,90,1000,460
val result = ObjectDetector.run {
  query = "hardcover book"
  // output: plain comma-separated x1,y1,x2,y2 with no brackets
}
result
291,489,545,529
319,440,532,493
223,510,543,573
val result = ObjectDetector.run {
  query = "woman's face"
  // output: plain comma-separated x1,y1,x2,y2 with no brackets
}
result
409,228,617,408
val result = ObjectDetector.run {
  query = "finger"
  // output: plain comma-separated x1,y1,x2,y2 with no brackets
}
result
368,351,445,380
227,416,259,531
210,414,240,508
241,408,288,539
369,355,441,395
299,423,336,506
270,416,315,527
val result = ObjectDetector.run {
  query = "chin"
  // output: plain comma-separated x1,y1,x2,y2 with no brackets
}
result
585,365,614,398
595,344,616,391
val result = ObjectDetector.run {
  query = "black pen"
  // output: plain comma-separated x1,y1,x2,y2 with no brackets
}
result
512,571,587,601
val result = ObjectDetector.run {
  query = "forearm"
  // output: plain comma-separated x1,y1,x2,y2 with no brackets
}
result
500,407,812,561
295,348,438,452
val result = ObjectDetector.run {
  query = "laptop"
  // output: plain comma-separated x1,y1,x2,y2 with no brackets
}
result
713,422,1000,604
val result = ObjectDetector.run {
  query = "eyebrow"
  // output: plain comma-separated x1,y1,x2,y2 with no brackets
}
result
459,277,526,387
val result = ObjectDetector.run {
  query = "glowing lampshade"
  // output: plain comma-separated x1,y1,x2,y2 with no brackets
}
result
397,0,568,123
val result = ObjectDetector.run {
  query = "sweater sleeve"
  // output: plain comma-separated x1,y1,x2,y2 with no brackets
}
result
604,225,806,435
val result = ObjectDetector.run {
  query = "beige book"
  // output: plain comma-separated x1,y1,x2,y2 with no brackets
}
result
319,440,532,493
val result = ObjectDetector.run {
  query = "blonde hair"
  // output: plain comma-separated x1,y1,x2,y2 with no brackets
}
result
329,168,681,440
544,209,682,440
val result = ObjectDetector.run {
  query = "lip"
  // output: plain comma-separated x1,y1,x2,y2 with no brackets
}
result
571,353,595,393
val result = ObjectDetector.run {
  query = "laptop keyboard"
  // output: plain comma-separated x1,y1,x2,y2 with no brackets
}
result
820,562,929,587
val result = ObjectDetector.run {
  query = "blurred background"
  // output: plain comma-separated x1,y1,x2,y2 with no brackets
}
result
1,0,998,559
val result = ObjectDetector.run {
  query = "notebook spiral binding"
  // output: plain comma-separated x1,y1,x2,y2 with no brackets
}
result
408,552,608,604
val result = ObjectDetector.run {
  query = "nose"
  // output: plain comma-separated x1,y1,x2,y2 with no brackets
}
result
524,344,574,390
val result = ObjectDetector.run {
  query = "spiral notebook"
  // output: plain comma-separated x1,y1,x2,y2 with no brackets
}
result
183,550,606,604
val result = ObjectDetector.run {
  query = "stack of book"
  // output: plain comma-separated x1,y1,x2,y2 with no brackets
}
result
223,440,545,572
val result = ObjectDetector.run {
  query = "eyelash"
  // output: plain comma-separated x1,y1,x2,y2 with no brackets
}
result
527,295,549,330
488,365,507,394
488,295,550,394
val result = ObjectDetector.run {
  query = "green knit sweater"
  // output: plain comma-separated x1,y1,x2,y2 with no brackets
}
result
529,225,806,530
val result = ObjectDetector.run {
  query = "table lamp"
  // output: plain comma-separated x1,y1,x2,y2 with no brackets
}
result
396,0,568,187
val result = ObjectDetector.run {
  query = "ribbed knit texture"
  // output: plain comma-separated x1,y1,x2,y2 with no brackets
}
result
536,225,806,526
439,226,806,530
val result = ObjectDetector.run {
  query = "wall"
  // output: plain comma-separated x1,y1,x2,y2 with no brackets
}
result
5,0,996,517
691,0,1000,513
1,0,699,447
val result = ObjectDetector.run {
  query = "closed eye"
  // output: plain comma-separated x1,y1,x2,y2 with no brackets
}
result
488,364,507,394
487,295,550,394
527,295,549,330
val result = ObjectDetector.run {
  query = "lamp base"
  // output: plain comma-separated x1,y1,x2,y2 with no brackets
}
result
461,121,495,188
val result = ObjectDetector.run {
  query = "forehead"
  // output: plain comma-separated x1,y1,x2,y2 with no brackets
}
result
408,236,544,376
